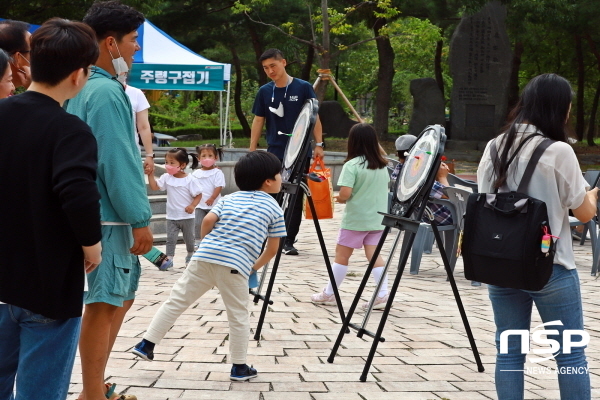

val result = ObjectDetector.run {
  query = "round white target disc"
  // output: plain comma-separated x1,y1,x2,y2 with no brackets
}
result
396,126,441,202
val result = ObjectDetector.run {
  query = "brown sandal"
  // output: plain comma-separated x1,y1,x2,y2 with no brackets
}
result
105,383,137,400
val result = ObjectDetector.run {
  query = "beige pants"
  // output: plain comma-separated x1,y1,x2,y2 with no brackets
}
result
144,260,250,364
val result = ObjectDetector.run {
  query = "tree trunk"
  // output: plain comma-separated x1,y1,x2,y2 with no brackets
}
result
584,33,600,146
246,17,267,86
373,19,395,139
587,80,600,146
575,34,585,141
434,39,444,100
507,41,524,114
230,47,251,136
301,45,315,82
313,0,330,102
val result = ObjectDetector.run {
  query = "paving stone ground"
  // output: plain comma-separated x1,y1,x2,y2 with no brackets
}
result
68,201,600,400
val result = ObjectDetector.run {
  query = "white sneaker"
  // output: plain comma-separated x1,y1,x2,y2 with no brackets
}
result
311,289,337,306
362,294,389,310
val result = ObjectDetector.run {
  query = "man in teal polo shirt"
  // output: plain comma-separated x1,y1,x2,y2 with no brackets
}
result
66,2,152,399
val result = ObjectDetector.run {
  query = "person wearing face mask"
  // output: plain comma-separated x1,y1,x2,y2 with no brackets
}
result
65,2,153,400
192,144,226,248
147,148,203,266
0,19,32,90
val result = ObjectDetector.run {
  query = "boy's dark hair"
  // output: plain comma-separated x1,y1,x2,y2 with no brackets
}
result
235,151,281,191
0,49,9,78
83,1,145,41
166,148,199,170
0,20,30,55
259,48,284,62
345,123,388,170
30,19,99,87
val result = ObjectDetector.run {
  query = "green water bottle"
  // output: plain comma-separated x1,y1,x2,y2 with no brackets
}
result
143,247,173,271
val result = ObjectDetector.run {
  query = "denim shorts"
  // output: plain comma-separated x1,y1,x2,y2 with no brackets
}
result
337,229,383,249
85,225,141,306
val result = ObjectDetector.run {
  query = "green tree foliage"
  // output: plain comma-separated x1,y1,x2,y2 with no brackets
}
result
6,0,600,144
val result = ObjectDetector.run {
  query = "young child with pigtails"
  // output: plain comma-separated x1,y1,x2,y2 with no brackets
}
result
192,144,226,247
147,148,203,267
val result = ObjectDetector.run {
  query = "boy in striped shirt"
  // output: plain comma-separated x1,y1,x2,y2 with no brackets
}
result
133,151,286,381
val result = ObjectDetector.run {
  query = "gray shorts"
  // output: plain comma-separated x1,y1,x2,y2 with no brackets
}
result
85,225,141,306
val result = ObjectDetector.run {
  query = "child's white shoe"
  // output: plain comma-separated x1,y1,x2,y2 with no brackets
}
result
311,289,337,306
362,294,389,310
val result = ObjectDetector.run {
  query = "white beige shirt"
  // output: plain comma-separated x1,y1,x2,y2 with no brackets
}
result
477,124,588,270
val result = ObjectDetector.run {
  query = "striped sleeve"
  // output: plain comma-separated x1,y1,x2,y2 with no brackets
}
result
210,196,225,218
268,205,287,237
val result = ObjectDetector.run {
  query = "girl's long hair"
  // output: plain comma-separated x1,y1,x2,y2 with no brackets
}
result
493,73,572,189
345,123,387,170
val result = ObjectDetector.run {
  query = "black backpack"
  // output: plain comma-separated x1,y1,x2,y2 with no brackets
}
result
462,135,556,291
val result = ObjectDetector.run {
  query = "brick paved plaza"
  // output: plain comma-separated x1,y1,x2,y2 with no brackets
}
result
68,201,600,400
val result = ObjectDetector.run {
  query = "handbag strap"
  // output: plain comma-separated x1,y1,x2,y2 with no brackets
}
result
311,156,326,171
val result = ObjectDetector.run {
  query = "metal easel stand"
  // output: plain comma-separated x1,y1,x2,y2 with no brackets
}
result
251,159,346,341
326,213,484,381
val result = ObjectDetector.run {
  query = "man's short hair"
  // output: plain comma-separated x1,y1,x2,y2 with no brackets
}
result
83,1,145,41
0,20,30,55
259,48,284,63
30,19,99,87
235,151,281,191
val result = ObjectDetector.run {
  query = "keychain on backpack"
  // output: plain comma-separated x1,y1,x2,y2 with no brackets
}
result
541,225,559,254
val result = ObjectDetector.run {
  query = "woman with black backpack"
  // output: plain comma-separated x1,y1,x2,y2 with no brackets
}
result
477,73,599,400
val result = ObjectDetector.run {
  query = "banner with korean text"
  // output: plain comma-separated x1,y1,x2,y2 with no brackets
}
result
128,64,225,91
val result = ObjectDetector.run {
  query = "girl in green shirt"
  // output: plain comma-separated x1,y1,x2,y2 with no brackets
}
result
311,123,391,310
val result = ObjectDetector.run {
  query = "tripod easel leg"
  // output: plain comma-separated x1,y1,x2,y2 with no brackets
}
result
359,230,418,381
327,226,392,364
253,238,285,340
305,190,345,323
253,191,293,340
359,229,403,335
430,221,485,372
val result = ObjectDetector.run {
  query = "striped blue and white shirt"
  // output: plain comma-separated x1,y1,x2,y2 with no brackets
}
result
192,191,287,278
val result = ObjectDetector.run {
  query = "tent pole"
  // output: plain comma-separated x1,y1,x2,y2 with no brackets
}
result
225,81,232,148
219,90,224,147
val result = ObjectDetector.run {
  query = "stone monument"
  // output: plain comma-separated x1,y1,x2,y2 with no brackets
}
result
408,78,446,136
318,101,358,138
449,1,512,142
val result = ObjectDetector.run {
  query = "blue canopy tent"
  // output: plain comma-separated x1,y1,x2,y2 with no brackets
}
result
2,18,234,146
130,20,232,147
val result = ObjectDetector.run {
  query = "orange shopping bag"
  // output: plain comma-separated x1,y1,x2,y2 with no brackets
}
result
304,157,334,219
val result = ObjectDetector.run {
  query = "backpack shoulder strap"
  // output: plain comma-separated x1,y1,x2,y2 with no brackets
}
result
516,138,554,193
490,133,541,193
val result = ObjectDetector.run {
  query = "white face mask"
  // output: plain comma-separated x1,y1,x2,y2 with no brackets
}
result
110,42,129,85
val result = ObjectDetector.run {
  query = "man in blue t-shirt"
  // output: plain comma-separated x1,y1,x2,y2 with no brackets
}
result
250,48,324,255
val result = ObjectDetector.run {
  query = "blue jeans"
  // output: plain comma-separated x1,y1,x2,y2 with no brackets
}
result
488,264,590,400
0,304,81,400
